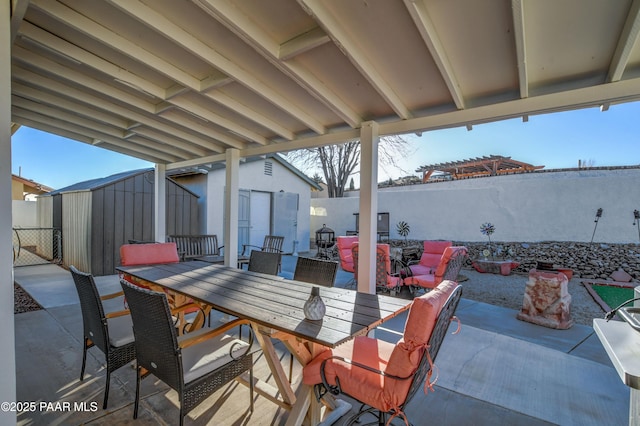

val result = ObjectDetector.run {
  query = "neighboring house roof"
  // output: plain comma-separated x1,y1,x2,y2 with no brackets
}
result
201,154,323,191
416,155,544,181
12,174,54,193
45,168,198,197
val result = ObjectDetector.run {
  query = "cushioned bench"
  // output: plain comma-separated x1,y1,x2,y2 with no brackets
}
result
167,235,220,261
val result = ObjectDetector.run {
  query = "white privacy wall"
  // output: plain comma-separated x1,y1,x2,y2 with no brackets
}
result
311,168,640,244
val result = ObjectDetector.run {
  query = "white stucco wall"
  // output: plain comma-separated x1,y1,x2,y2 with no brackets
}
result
207,158,313,252
311,168,640,244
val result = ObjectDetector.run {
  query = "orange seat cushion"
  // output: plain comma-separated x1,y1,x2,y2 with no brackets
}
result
302,280,457,412
120,242,180,266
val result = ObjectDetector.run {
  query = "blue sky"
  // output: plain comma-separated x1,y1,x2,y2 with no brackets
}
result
11,100,640,190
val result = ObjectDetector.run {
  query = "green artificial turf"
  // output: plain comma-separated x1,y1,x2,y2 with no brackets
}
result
592,284,636,311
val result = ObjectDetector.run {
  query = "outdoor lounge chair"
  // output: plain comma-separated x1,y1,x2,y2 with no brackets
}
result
302,280,462,425
404,246,468,293
408,240,453,276
69,266,136,410
352,243,403,295
336,236,358,273
120,280,254,426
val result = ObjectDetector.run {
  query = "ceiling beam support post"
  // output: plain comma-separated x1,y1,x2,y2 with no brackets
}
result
224,148,239,267
154,163,167,243
358,121,379,295
1,1,17,419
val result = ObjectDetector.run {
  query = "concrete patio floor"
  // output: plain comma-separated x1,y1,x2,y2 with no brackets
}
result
13,256,630,425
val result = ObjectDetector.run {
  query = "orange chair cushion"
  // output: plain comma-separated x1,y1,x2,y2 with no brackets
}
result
410,241,452,276
384,280,457,402
336,236,358,272
302,280,457,413
403,273,436,289
120,242,180,266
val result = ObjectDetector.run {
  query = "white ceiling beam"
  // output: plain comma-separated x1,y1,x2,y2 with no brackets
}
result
202,90,295,140
157,109,246,150
511,0,529,99
195,0,361,129
124,134,201,160
607,0,640,82
128,127,210,157
11,116,97,146
279,26,331,60
17,20,251,146
299,0,411,120
380,78,640,137
200,75,234,92
10,122,22,135
404,0,466,108
109,0,326,135
30,0,202,91
12,107,179,163
10,0,30,44
168,97,268,145
13,46,156,113
18,22,165,99
12,81,129,129
12,96,128,139
13,66,227,153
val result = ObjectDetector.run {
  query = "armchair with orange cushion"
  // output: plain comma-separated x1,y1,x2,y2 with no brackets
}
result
408,240,452,276
404,246,468,293
336,236,358,273
352,242,403,296
302,280,462,425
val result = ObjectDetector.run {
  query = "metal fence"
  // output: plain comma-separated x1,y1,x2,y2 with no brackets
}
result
12,228,62,267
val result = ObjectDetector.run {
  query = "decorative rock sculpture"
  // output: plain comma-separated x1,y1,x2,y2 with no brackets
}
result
517,269,573,329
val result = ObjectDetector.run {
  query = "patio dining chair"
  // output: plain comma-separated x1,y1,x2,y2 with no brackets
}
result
352,243,403,295
69,266,136,409
241,235,285,270
404,246,468,294
293,256,339,288
302,280,462,426
247,250,281,275
120,280,255,426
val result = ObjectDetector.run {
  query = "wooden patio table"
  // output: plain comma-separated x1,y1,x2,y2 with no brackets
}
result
117,261,411,425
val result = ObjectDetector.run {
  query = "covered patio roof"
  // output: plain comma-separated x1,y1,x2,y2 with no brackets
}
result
8,0,640,168
5,2,640,421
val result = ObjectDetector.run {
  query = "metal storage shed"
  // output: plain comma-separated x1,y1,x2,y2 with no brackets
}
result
40,168,198,276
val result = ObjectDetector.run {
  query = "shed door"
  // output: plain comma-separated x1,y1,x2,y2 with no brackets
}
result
273,192,298,254
249,191,271,249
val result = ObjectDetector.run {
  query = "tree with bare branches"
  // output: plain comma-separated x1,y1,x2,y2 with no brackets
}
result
286,135,413,198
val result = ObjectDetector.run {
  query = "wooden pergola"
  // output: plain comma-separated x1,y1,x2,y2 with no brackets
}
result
417,155,544,182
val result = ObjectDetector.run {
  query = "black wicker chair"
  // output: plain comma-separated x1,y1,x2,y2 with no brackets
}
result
306,282,463,425
69,266,136,410
293,256,338,287
120,280,254,426
247,250,281,275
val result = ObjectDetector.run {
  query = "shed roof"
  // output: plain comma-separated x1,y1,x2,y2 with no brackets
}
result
46,168,198,197
417,155,544,180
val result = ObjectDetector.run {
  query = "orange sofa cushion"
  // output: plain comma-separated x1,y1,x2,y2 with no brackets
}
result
120,242,180,266
302,280,457,412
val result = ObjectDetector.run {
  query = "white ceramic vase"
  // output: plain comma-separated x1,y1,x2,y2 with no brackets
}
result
304,286,326,320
